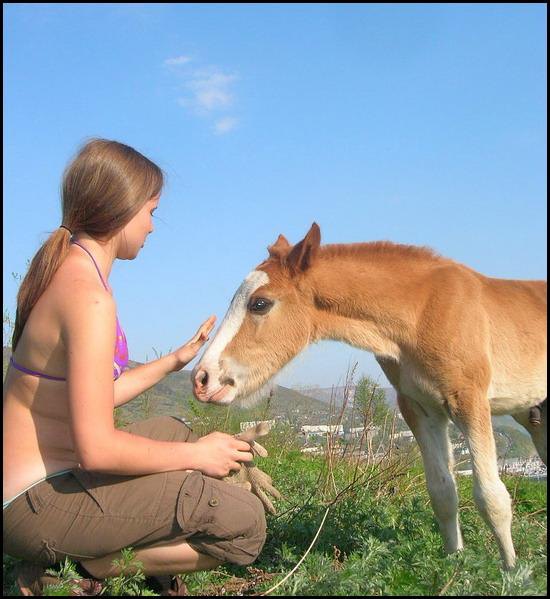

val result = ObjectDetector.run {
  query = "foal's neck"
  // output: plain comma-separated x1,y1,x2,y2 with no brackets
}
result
308,243,443,355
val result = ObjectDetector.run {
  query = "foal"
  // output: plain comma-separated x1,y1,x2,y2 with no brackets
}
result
192,223,547,569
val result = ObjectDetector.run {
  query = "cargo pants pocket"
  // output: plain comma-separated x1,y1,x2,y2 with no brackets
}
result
26,481,57,514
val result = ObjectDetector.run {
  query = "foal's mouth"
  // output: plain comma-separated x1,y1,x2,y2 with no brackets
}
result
193,381,236,404
209,385,232,403
193,385,230,403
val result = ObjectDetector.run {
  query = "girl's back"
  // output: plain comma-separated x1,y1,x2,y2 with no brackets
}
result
3,244,115,500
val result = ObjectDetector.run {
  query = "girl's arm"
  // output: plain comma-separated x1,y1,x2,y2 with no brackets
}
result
61,292,241,476
113,353,178,408
113,315,216,407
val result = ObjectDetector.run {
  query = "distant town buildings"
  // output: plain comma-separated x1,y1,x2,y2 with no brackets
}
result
344,426,379,443
300,424,345,442
500,457,546,478
457,457,546,479
240,420,276,432
234,412,542,481
392,430,414,442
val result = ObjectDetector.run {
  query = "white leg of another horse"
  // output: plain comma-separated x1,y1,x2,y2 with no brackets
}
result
397,394,463,554
452,397,516,570
512,401,547,465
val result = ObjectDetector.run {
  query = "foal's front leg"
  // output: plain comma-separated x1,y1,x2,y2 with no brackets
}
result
397,394,463,554
450,394,516,570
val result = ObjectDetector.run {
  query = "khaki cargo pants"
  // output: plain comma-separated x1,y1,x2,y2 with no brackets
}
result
3,416,267,567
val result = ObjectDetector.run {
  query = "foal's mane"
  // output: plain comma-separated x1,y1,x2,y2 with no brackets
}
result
319,241,445,263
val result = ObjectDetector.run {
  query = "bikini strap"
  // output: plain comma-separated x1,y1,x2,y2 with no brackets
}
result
9,356,66,381
71,240,110,291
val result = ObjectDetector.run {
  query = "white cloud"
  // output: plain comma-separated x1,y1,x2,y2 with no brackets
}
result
183,68,238,114
165,58,239,134
214,117,239,135
164,55,192,66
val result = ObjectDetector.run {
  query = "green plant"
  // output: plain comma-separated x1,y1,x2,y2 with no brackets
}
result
42,558,85,596
99,548,157,596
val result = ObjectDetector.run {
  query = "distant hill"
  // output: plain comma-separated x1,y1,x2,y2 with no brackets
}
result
3,346,11,367
126,359,340,424
3,348,334,427
297,384,397,407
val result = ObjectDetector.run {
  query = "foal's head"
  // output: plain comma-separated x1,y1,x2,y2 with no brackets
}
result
192,223,321,404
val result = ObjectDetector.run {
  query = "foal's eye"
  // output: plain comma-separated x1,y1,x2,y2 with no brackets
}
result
248,298,274,314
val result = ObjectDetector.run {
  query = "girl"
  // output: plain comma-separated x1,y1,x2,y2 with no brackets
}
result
3,139,266,595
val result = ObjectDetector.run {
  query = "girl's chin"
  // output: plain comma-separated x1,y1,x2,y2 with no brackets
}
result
119,248,141,260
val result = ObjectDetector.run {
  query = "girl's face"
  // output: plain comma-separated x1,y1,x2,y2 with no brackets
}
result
117,195,160,259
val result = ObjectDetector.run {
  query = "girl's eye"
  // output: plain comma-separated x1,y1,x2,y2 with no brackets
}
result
248,298,274,314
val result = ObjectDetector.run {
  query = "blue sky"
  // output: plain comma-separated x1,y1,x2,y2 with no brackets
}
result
3,3,547,390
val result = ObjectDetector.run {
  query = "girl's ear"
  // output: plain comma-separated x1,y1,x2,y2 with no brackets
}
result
286,223,321,274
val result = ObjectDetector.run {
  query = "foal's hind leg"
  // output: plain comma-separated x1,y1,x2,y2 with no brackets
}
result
397,394,463,554
450,394,516,570
511,400,547,465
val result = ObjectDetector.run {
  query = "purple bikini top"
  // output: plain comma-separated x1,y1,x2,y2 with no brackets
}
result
9,240,129,382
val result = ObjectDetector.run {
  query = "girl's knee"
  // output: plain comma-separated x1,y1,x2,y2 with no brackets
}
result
235,493,267,563
177,472,267,566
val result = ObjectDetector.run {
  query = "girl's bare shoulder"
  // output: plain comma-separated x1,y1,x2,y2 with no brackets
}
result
50,251,116,320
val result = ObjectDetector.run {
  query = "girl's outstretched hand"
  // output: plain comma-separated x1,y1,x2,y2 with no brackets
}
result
170,315,216,371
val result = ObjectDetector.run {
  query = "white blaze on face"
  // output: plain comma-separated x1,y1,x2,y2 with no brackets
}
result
198,270,270,391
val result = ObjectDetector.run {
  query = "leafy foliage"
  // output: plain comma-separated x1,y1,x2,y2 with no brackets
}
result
3,452,546,596
353,375,394,427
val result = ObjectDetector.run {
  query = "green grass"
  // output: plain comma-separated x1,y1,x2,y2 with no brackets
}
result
3,448,546,596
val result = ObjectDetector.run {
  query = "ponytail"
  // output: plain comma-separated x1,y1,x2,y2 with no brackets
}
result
12,227,73,350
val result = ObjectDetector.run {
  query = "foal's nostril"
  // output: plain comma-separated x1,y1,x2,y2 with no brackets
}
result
194,368,209,390
200,370,208,386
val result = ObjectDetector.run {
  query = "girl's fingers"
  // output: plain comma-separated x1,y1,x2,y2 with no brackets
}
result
199,316,216,335
235,439,253,452
187,316,216,346
235,448,254,462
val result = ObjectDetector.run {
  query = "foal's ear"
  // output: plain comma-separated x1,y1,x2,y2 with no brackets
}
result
286,223,321,274
268,234,291,260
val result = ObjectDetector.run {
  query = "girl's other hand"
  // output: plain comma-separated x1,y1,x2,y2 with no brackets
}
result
192,432,254,478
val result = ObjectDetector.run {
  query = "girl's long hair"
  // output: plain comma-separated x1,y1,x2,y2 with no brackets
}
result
12,138,164,351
